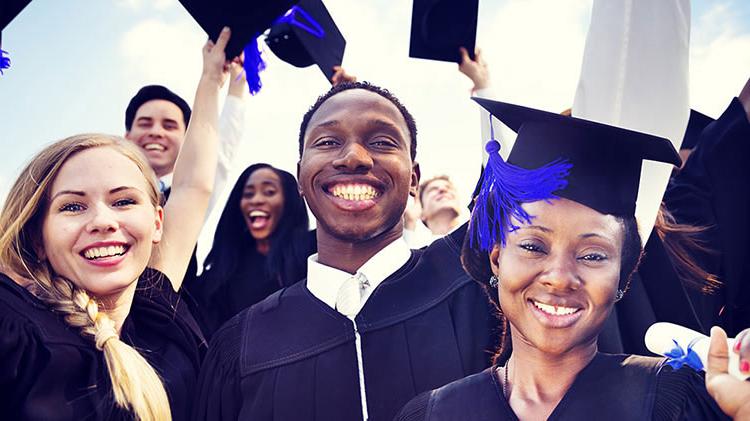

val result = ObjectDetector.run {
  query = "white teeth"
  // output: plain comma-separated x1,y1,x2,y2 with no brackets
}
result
330,184,379,201
249,210,269,218
144,143,165,151
533,301,579,316
83,245,126,260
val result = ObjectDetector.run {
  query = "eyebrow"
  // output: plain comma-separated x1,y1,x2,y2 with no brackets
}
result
520,225,552,233
579,232,614,241
312,120,340,129
245,180,279,189
51,186,140,201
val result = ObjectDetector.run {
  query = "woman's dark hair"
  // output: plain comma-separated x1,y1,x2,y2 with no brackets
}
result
461,211,643,364
653,204,720,293
201,164,314,287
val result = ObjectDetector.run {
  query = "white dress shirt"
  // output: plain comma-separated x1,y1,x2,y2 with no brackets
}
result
306,236,412,316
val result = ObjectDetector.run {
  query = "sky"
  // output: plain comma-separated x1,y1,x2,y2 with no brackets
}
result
1,0,749,214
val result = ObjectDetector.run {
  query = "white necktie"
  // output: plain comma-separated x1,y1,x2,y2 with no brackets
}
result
335,273,369,318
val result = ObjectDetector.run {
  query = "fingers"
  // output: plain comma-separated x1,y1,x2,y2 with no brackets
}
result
707,326,730,382
474,48,483,62
331,66,356,86
214,27,231,54
736,328,750,373
459,47,471,64
331,66,342,84
203,39,214,54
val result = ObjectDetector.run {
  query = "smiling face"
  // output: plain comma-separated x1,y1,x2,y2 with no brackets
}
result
239,167,285,242
124,99,186,177
298,89,419,243
41,146,163,298
420,177,460,221
489,198,624,355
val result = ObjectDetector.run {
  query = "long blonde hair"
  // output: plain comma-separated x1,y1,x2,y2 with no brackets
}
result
0,134,171,421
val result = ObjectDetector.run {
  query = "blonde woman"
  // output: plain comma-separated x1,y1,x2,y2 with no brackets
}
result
0,28,232,421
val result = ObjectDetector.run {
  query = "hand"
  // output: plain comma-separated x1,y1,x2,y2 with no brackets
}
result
458,47,490,93
202,27,231,87
228,52,247,98
403,196,422,231
705,326,750,420
331,66,357,86
738,77,750,123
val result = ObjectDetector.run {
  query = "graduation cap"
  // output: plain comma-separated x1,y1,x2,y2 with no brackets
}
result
469,98,682,250
681,109,714,150
178,0,298,93
1,0,33,74
264,0,345,82
409,0,478,63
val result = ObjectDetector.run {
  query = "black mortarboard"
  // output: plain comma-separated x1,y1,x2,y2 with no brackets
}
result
681,109,714,150
409,0,478,63
474,97,681,219
125,85,192,131
1,0,32,70
264,0,346,82
0,0,31,32
178,0,297,60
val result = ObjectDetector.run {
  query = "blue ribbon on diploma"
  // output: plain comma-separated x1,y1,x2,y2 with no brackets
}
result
0,50,10,75
665,338,704,371
275,5,325,38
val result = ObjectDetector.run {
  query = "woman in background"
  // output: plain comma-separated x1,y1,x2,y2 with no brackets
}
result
185,163,315,337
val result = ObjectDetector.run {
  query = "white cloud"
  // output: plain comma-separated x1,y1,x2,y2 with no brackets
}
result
117,0,175,12
690,1,750,116
119,17,206,102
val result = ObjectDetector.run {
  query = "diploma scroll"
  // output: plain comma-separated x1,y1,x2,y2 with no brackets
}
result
645,322,748,380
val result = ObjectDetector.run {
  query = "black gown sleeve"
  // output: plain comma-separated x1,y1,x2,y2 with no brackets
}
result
0,309,42,413
192,314,244,421
393,391,431,421
665,98,750,334
652,366,730,421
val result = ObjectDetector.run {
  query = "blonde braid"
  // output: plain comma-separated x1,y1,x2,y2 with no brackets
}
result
0,135,171,421
35,273,171,421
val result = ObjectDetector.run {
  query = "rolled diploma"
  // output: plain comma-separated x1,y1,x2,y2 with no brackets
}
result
645,322,748,380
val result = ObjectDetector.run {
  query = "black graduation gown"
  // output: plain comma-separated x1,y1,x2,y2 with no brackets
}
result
184,230,317,339
192,225,499,421
185,251,277,338
664,97,750,336
396,353,729,421
0,268,206,421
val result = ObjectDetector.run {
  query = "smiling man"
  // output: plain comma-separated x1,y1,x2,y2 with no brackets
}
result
124,79,246,203
419,175,464,234
193,82,496,421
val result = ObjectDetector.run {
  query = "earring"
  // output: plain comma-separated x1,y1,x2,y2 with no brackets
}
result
614,289,624,302
489,275,499,288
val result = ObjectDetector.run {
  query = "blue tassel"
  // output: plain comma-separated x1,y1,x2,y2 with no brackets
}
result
243,38,265,95
0,50,10,75
469,115,571,250
664,338,704,371
275,5,325,38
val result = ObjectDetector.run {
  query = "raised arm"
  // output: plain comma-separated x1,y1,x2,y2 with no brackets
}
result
151,28,231,290
206,57,247,215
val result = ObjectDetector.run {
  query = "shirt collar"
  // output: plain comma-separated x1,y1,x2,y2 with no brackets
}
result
306,236,411,310
160,173,174,190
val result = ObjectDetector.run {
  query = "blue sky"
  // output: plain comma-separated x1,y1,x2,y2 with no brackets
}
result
1,0,749,206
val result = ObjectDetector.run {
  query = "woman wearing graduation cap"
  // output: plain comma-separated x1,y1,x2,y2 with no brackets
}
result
396,98,732,420
0,28,232,421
